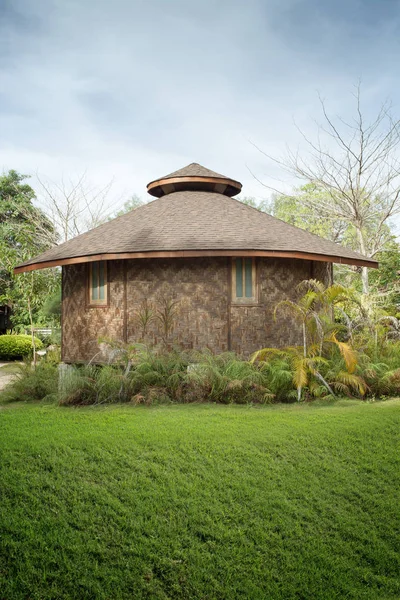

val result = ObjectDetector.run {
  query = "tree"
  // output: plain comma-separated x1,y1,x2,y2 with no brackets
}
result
108,194,145,219
271,184,348,243
252,280,364,401
35,173,115,242
237,196,271,212
0,171,60,333
368,240,400,310
256,84,400,293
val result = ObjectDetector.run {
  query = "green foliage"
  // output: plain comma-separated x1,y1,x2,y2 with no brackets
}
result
185,351,273,404
270,183,398,295
368,239,400,307
6,278,400,405
20,346,274,406
0,360,58,402
37,288,62,325
271,184,349,243
0,402,398,599
0,170,60,329
253,279,400,401
237,195,271,212
0,334,43,359
109,194,145,219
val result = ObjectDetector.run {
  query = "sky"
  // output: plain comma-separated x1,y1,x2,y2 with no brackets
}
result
1,0,400,211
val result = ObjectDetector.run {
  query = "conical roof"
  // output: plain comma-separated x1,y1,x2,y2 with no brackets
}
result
15,163,378,273
146,162,242,197
156,163,233,180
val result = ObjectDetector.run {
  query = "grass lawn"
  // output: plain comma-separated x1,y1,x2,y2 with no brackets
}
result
0,400,399,599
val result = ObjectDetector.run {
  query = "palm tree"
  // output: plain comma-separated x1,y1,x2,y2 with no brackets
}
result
252,280,365,401
273,279,350,357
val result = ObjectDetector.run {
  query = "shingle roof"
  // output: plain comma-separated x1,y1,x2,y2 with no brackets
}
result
151,163,233,182
15,188,378,271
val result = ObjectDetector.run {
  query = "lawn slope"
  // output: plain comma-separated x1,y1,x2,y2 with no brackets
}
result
0,400,399,599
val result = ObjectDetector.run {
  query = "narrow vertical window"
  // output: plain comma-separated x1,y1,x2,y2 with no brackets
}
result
232,258,256,303
244,258,253,298
89,261,108,305
235,258,243,298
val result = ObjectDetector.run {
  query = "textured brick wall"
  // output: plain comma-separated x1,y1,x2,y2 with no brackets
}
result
62,257,332,362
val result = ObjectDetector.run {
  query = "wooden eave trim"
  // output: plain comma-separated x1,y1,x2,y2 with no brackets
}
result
14,249,378,274
146,175,242,194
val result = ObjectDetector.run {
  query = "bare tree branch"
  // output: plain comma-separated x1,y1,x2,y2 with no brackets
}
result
254,85,400,293
35,173,116,242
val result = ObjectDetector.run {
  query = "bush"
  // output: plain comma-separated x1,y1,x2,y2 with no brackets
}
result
4,340,400,406
0,335,43,360
0,361,58,403
58,364,139,406
183,351,273,404
57,348,275,406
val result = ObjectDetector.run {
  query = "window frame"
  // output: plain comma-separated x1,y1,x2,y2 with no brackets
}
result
231,257,258,305
87,261,109,307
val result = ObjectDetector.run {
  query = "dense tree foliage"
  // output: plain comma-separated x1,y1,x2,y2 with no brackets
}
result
0,171,60,330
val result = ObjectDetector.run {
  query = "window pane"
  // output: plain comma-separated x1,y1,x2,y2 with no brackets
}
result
236,258,243,297
244,258,253,297
99,262,105,300
92,262,98,300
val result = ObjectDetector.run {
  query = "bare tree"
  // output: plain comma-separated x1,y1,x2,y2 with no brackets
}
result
35,173,116,242
254,84,400,293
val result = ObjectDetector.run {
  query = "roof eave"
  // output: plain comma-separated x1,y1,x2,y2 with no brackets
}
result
14,249,378,274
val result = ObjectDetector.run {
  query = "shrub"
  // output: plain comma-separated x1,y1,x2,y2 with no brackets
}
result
58,364,139,406
0,361,58,403
184,351,274,404
0,335,43,360
50,348,275,406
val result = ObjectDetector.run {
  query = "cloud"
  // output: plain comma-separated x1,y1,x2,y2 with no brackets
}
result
0,0,399,210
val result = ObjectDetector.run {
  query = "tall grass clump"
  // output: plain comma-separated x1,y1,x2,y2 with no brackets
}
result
0,361,58,403
57,348,274,406
184,351,273,404
58,364,139,406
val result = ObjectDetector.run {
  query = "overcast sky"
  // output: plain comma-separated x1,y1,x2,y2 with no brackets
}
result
1,0,400,209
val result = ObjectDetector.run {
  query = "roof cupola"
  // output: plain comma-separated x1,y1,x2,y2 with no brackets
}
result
146,162,242,198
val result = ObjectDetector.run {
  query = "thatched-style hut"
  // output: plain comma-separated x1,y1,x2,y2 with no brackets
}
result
15,163,377,362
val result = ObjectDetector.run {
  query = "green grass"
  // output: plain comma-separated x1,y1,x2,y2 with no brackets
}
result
0,400,399,599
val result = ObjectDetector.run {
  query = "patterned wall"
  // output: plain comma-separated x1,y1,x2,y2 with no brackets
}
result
62,257,331,362
126,257,229,351
62,261,125,362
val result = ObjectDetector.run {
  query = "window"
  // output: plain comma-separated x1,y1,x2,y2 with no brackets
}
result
232,258,257,303
89,261,108,306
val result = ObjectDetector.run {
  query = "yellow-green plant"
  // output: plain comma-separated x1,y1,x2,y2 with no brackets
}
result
253,280,365,401
274,279,350,358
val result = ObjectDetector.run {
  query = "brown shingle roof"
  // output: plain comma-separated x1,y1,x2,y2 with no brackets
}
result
152,163,233,182
15,189,378,272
